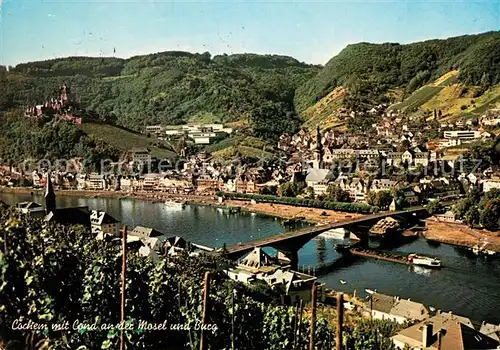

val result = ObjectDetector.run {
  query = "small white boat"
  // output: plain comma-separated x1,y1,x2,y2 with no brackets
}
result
408,254,441,268
365,289,376,295
164,200,185,209
318,228,350,240
340,280,347,285
471,243,497,256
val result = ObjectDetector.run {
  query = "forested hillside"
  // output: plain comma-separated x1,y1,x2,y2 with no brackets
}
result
295,31,500,113
1,52,319,139
1,31,499,143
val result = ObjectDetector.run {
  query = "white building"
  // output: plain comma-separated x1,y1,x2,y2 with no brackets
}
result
443,130,481,140
482,178,500,193
369,293,429,325
91,210,121,238
131,148,152,165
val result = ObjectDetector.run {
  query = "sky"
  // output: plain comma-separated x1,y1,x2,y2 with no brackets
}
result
0,0,499,67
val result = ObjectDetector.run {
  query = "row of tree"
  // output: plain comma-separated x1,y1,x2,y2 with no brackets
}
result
216,191,379,214
453,187,500,231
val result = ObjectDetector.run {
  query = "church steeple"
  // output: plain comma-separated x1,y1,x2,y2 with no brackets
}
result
314,126,324,169
316,126,322,151
44,172,56,214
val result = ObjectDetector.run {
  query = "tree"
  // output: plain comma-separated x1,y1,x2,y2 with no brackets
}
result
0,208,340,349
325,184,350,202
464,206,480,227
250,101,301,142
259,185,277,196
302,186,315,199
480,200,500,231
278,181,305,197
376,190,392,209
426,200,442,215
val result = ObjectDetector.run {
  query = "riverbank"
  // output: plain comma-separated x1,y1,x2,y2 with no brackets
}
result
424,219,500,252
0,187,365,224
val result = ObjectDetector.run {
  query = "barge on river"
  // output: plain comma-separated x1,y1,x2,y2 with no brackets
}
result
338,247,442,268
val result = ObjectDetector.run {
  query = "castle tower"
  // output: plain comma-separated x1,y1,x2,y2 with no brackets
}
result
60,83,70,105
313,126,324,169
44,172,56,214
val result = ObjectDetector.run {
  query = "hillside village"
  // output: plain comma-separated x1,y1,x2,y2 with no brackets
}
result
5,98,500,212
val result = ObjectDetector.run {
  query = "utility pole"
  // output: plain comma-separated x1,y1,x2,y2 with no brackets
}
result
292,301,299,350
309,284,317,350
297,299,304,349
199,272,211,350
336,293,344,350
120,225,127,350
231,288,236,350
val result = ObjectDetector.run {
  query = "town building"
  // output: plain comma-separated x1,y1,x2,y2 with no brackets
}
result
15,202,45,217
130,148,152,165
443,130,481,140
391,312,499,349
368,293,429,324
91,210,121,238
482,177,500,193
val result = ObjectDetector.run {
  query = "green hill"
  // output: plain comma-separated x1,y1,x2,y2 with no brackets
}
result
1,52,319,141
79,123,175,158
2,31,500,147
295,31,500,114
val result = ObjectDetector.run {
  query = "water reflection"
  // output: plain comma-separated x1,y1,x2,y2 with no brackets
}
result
316,237,326,266
1,192,499,324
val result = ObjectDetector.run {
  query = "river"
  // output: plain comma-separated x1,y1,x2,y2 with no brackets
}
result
2,192,499,324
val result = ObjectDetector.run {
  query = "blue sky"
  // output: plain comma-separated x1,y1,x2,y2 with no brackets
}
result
0,0,499,67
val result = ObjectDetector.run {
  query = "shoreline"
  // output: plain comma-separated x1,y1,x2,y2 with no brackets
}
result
0,187,362,224
3,186,500,253
424,219,500,253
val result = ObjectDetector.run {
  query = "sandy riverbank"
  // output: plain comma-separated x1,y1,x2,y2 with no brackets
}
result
0,187,365,224
425,219,500,252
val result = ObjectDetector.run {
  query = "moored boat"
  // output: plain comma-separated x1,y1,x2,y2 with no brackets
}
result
164,200,185,209
334,243,352,253
408,254,441,268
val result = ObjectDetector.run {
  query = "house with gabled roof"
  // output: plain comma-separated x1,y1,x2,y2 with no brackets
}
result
226,247,288,281
130,226,165,238
391,312,499,349
91,210,121,238
368,292,429,325
263,268,317,303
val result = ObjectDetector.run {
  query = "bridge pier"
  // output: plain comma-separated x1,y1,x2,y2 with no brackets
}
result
277,249,299,271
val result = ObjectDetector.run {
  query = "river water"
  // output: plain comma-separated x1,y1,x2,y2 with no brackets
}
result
2,193,499,324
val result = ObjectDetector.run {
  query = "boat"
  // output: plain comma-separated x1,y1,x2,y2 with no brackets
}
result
365,289,376,295
334,243,352,253
408,254,441,268
340,280,347,285
471,243,498,257
164,200,185,209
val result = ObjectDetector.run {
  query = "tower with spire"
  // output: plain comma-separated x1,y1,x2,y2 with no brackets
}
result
44,172,56,214
313,126,324,169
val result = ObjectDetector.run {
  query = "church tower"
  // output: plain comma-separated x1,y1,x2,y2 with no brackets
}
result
44,172,56,214
313,126,324,169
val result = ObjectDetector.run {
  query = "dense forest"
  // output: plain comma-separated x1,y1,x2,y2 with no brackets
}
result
1,52,319,140
1,31,499,144
295,31,500,112
0,112,120,169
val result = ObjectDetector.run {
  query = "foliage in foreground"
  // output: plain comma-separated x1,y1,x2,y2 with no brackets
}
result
0,209,337,349
0,208,405,349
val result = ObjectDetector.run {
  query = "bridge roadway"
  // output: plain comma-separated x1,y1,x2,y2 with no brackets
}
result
226,206,429,257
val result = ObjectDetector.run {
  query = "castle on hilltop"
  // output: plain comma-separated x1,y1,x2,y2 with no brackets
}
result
24,83,82,124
